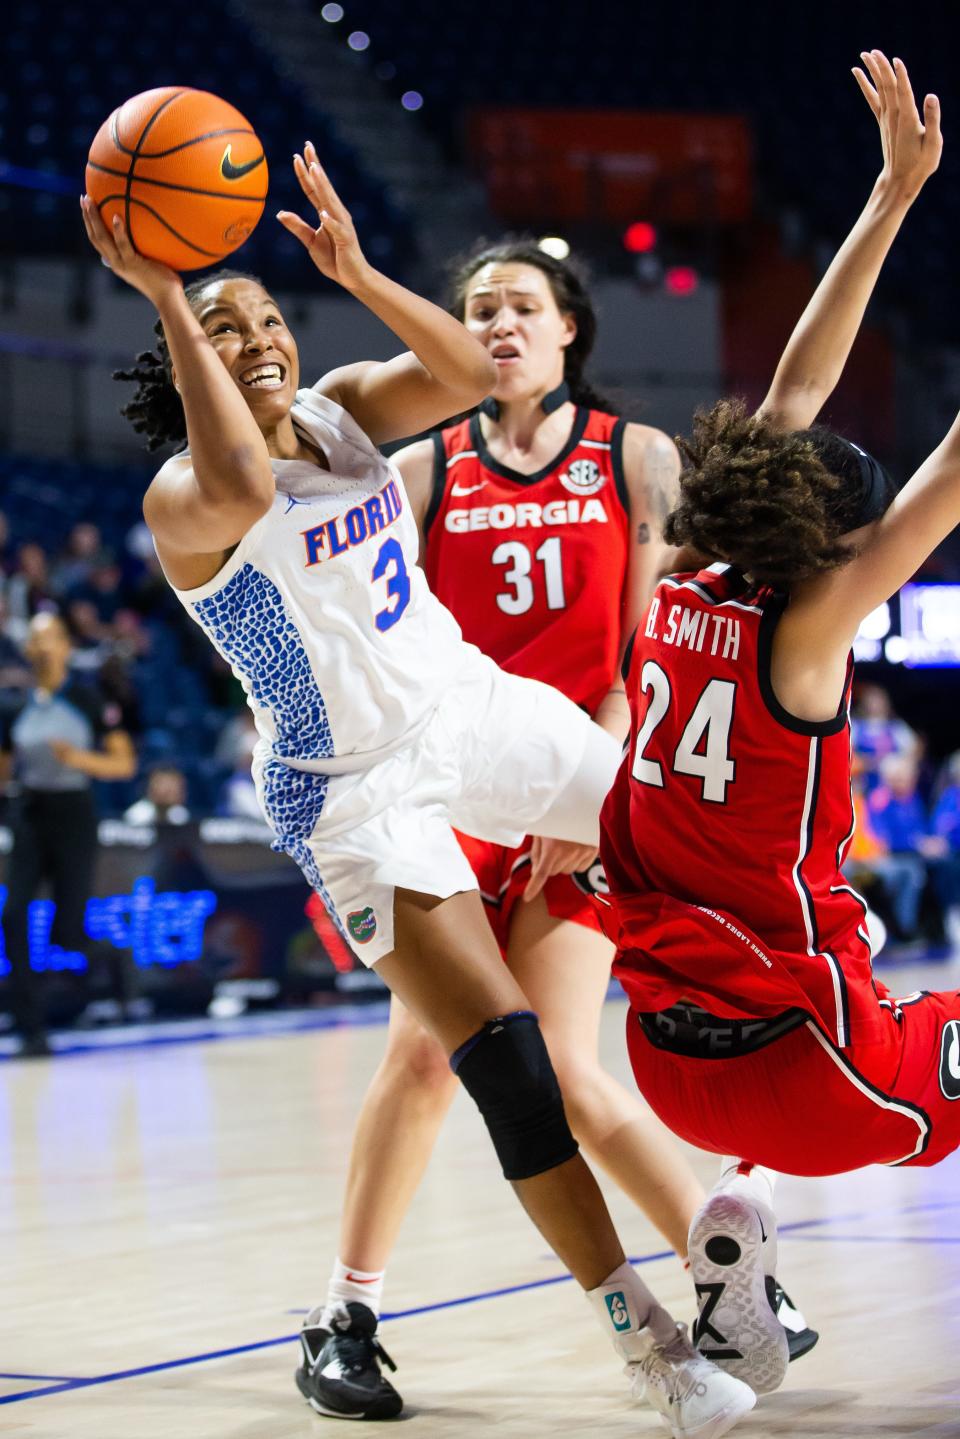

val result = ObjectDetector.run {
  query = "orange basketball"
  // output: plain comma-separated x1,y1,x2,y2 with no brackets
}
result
85,87,268,271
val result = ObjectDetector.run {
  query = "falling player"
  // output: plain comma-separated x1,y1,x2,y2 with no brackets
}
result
82,143,754,1438
599,50,949,1396
308,236,815,1419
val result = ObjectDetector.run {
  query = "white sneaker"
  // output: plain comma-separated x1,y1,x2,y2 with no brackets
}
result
689,1193,789,1395
621,1323,755,1439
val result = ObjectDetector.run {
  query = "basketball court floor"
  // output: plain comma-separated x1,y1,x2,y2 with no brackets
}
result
3,960,960,1438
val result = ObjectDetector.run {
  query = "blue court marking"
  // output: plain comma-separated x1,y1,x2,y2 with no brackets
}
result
0,1245,679,1406
785,1233,960,1245
0,1373,80,1382
3,1197,958,1407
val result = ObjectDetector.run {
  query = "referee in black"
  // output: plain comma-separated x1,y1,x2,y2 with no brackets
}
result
0,613,136,1055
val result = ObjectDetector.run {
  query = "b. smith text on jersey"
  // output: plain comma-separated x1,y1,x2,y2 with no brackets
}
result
645,598,741,660
302,478,403,567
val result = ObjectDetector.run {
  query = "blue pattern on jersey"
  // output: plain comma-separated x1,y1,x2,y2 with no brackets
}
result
193,564,334,761
260,758,348,941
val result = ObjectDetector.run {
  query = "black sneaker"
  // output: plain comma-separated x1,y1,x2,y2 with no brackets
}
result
768,1277,819,1362
296,1301,402,1420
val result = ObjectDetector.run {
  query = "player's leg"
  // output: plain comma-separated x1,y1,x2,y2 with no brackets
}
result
300,998,456,1420
334,995,456,1276
373,888,755,1435
505,893,704,1259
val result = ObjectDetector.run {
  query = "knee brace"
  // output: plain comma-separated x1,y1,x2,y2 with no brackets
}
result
450,1010,579,1180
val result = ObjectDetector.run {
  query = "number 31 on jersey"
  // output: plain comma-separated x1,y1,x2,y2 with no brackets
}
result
632,660,736,803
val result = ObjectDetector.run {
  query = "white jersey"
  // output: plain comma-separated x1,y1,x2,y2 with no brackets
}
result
159,387,469,772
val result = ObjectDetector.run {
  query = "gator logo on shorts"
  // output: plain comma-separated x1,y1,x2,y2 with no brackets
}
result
347,907,378,944
939,1020,960,1100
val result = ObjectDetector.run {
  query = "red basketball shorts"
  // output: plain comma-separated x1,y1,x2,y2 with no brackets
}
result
626,987,960,1174
455,832,606,956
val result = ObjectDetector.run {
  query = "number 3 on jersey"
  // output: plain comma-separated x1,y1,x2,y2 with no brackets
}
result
632,660,736,803
371,537,411,632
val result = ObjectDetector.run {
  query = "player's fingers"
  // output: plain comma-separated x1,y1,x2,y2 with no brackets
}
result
870,49,897,111
851,68,881,119
292,153,323,209
110,213,136,262
81,196,115,258
276,210,321,248
523,842,550,902
923,93,943,149
860,51,888,112
306,155,351,223
892,56,921,127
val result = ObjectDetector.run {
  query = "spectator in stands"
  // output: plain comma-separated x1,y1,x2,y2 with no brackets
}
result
0,596,30,693
5,542,55,643
0,613,136,1056
50,522,110,598
932,752,960,949
852,681,921,788
867,753,942,942
124,763,191,827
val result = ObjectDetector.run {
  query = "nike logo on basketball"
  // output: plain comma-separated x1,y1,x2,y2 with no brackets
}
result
220,144,265,181
939,1020,960,1100
450,482,486,496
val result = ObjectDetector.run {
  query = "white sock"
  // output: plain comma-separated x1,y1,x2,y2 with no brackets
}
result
586,1261,677,1356
319,1257,385,1329
715,1158,779,1275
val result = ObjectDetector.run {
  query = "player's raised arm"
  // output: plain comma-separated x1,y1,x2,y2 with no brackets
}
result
81,199,275,558
759,51,941,432
279,144,496,444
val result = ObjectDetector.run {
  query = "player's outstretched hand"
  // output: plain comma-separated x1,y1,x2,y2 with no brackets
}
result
523,836,599,904
853,50,942,200
277,141,370,292
80,196,181,306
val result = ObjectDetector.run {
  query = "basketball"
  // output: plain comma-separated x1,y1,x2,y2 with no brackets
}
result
85,87,268,271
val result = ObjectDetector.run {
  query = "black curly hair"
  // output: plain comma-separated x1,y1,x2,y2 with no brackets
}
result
447,236,613,412
113,269,264,451
665,398,895,588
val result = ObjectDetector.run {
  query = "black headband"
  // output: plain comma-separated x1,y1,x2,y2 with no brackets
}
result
809,433,893,530
844,440,892,528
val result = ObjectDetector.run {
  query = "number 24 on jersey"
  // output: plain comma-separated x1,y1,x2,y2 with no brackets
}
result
632,660,737,804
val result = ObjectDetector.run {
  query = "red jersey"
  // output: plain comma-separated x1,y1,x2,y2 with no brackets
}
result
600,563,877,1049
424,409,630,714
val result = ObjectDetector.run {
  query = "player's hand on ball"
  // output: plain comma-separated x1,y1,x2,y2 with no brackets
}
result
523,836,599,903
80,196,181,305
277,141,370,291
853,50,942,200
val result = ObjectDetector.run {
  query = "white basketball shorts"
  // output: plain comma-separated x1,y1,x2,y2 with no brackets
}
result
253,650,621,963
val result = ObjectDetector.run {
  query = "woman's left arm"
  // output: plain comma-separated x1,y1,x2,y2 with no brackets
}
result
279,145,496,443
593,423,681,743
49,730,137,781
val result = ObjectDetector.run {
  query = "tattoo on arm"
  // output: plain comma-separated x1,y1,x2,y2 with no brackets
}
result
643,444,680,533
637,522,651,545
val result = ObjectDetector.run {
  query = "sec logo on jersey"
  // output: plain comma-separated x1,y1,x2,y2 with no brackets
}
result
559,458,605,496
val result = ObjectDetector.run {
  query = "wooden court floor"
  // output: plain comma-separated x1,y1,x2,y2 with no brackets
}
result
3,978,960,1438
